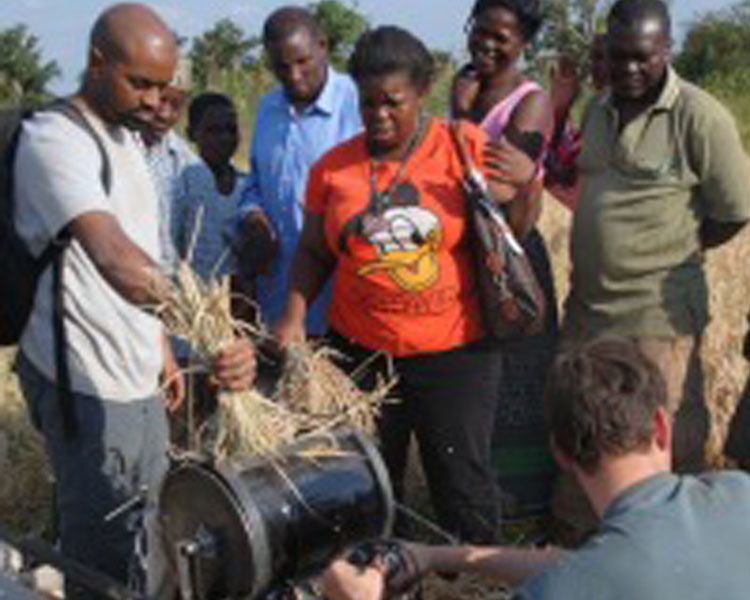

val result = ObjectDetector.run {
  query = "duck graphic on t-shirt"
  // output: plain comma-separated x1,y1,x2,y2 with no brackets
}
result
338,181,442,293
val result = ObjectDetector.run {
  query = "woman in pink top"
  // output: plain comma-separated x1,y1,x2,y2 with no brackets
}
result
451,0,559,531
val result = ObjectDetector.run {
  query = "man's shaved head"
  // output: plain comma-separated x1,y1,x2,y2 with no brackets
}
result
90,3,177,65
82,3,178,129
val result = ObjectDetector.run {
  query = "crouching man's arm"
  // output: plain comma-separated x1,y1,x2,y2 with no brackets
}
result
319,542,566,600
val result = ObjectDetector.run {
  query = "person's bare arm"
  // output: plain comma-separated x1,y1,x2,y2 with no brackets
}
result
409,542,564,587
319,543,565,600
450,64,481,120
546,175,583,211
276,213,335,346
484,90,554,239
161,332,184,412
549,56,581,151
68,211,169,306
688,96,750,252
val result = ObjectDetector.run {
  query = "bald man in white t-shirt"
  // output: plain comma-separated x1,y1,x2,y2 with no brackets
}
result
12,4,256,599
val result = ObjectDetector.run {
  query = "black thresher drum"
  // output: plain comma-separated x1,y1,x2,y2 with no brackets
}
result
158,427,394,600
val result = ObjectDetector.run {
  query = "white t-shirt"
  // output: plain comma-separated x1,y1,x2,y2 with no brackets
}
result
14,107,163,401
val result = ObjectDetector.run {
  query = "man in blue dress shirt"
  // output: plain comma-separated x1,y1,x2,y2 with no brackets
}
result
237,6,361,335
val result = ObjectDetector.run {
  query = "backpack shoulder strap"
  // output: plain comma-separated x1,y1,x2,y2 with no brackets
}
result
35,99,114,440
33,100,113,265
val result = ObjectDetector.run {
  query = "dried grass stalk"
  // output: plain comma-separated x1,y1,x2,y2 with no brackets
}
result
421,573,512,600
158,261,388,462
280,343,385,435
213,389,297,460
158,262,295,459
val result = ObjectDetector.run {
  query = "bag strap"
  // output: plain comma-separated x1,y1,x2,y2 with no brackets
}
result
38,98,112,440
448,120,526,257
51,248,76,438
448,120,484,190
34,99,112,268
47,98,112,193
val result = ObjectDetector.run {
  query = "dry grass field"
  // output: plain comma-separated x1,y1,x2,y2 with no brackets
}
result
0,348,52,535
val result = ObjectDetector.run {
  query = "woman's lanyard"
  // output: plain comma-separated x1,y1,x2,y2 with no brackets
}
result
368,113,429,212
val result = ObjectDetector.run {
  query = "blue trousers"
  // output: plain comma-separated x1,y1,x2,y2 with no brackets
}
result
16,352,169,600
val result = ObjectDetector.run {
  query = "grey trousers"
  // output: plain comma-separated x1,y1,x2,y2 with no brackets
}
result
16,352,169,600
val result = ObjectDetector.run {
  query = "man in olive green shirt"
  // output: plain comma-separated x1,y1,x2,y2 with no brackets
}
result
555,0,750,473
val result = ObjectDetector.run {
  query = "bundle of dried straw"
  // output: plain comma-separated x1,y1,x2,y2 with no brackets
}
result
158,260,387,462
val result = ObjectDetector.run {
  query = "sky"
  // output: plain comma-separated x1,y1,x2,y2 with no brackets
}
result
0,0,738,94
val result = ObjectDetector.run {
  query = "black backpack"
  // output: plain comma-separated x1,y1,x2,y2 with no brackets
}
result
0,99,111,437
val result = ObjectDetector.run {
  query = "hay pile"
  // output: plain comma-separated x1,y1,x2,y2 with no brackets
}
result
702,225,750,465
0,349,52,536
537,192,750,467
421,573,512,600
159,261,386,461
280,343,381,435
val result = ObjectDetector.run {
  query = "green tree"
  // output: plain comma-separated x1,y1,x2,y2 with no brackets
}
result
542,0,601,59
0,24,61,106
532,0,608,78
426,50,456,117
675,1,750,91
533,0,675,80
309,0,369,69
432,49,455,73
671,1,750,149
190,18,260,89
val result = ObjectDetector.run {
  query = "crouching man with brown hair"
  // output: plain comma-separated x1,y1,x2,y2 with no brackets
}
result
321,336,750,600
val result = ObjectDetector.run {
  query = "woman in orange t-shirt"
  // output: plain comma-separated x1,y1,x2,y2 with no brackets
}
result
276,26,537,543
